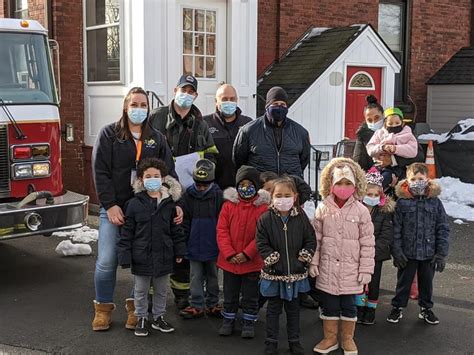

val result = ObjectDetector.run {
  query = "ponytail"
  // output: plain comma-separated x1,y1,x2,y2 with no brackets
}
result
364,95,384,113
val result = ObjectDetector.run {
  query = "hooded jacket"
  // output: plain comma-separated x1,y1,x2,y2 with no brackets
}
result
353,123,375,171
369,197,395,261
311,158,375,295
256,207,316,283
182,183,224,262
232,115,310,178
216,188,270,275
366,125,418,159
117,176,186,277
392,179,450,261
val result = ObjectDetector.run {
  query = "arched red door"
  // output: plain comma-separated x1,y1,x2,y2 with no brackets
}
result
344,67,382,139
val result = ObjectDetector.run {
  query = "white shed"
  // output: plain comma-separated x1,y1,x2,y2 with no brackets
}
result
427,47,474,133
257,25,401,151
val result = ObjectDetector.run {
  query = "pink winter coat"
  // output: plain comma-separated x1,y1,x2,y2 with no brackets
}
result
311,195,375,295
366,126,418,159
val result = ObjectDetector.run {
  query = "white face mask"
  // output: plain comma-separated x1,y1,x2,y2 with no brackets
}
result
367,119,384,131
273,197,295,212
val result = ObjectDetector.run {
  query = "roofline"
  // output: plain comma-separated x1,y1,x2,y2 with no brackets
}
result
426,46,474,85
366,23,402,68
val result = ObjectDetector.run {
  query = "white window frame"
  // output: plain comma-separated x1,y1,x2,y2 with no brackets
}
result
12,0,28,19
84,0,124,85
348,71,375,90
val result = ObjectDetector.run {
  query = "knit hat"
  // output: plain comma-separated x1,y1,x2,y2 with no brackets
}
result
265,86,288,108
235,165,261,190
193,159,215,183
365,168,384,187
332,165,356,186
384,107,404,119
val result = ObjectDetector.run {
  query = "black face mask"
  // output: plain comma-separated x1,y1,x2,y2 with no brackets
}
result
266,106,288,124
386,125,403,134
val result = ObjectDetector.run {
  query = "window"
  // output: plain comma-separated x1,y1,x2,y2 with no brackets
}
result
182,8,216,79
85,0,121,82
378,1,407,102
12,0,28,19
349,72,375,89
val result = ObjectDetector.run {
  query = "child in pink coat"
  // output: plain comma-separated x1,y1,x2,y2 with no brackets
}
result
366,107,418,189
310,158,375,355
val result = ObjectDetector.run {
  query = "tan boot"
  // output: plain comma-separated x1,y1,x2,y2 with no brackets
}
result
341,320,358,355
92,300,115,331
125,298,137,330
313,319,339,353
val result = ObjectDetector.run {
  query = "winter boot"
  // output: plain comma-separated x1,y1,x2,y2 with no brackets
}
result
356,306,366,324
125,298,137,330
218,317,235,336
92,301,116,331
289,341,305,355
241,319,255,339
264,341,278,355
313,319,339,353
340,320,358,355
362,308,375,325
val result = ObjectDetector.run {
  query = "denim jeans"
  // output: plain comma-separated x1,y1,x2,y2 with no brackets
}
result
94,208,120,303
134,274,169,319
189,260,219,310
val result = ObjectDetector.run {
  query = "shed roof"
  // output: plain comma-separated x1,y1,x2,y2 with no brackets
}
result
427,47,474,85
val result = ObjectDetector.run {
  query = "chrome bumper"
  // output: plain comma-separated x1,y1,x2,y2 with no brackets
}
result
0,191,89,240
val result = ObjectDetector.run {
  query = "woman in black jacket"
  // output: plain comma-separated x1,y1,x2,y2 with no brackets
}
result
91,87,179,332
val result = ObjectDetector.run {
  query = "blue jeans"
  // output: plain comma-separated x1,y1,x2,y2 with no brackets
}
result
94,208,120,303
189,260,219,310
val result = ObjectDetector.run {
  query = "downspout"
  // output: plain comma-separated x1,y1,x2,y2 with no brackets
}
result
275,0,281,61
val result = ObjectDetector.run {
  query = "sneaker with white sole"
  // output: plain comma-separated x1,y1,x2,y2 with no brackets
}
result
134,317,149,337
419,308,439,325
151,316,175,333
387,307,403,323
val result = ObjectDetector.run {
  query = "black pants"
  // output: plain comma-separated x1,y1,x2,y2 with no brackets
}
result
367,260,383,302
170,258,190,299
223,271,259,320
392,259,435,309
266,297,300,343
321,292,357,319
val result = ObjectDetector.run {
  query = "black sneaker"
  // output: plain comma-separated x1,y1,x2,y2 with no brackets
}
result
241,319,255,339
387,307,403,323
356,306,366,324
151,316,175,333
362,308,376,325
419,308,439,325
134,317,149,337
218,318,235,336
289,341,305,355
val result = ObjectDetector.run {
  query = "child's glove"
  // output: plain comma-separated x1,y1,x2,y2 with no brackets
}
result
431,254,446,272
358,273,372,285
393,254,408,269
309,264,319,278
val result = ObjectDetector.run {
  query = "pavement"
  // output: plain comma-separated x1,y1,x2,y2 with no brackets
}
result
0,218,473,355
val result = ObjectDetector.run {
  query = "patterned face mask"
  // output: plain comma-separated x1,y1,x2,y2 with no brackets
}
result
409,180,429,196
237,184,257,200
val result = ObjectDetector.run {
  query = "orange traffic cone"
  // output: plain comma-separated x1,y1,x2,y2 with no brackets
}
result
425,140,437,179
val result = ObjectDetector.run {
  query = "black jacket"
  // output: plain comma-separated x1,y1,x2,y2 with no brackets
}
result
117,184,186,277
203,109,252,189
256,208,316,282
93,120,176,210
370,198,395,261
149,102,218,162
233,115,310,178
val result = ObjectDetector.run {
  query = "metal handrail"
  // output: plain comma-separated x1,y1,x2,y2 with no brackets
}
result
146,90,165,109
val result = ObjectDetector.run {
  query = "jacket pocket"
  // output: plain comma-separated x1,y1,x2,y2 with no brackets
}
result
132,246,148,266
162,237,174,264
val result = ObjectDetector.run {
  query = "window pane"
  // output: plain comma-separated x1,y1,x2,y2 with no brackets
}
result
195,33,204,55
206,11,216,33
378,3,402,52
86,0,120,27
350,73,373,88
195,56,204,78
183,55,193,75
195,10,205,32
183,8,193,31
206,57,216,78
87,26,120,81
183,32,193,54
16,0,27,10
206,34,215,56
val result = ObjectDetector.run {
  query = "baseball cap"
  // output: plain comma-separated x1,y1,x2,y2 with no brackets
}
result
177,75,198,91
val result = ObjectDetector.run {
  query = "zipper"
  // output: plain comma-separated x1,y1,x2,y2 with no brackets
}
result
283,221,291,277
271,127,283,175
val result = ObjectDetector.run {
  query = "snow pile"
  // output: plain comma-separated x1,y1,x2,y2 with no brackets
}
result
419,118,474,143
55,240,92,256
453,219,465,225
437,177,474,222
52,226,98,243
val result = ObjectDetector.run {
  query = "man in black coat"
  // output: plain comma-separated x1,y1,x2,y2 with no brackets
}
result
203,84,252,189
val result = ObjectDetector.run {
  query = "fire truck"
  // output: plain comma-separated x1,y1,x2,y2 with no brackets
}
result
0,19,89,240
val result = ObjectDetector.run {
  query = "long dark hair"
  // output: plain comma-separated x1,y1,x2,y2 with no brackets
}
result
364,95,384,113
116,87,151,141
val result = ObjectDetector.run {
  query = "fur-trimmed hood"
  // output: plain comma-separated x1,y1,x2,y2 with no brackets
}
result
319,157,367,200
395,179,441,199
223,187,271,206
379,196,396,213
132,175,182,202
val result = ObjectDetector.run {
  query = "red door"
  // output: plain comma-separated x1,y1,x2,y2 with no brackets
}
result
344,66,382,139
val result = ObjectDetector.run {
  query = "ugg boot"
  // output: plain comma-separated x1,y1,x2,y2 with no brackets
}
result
125,298,137,330
340,320,358,355
313,319,339,353
92,300,116,331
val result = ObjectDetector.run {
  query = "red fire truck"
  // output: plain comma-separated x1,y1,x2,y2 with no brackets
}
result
0,19,89,240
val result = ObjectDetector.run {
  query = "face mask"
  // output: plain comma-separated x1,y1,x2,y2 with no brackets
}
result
237,184,257,200
175,92,195,109
273,197,294,212
409,180,429,196
127,108,147,125
266,105,288,123
363,195,380,207
386,125,403,134
367,119,384,131
143,178,162,192
332,185,355,200
220,101,237,117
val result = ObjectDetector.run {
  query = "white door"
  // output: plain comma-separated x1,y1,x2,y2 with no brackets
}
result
169,1,227,116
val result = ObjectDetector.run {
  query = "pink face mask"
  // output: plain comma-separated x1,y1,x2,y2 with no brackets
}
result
332,185,355,200
273,197,294,212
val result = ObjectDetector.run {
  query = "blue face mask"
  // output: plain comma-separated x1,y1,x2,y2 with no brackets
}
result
266,105,288,123
220,101,237,117
237,184,257,200
128,108,148,125
367,119,384,131
143,178,162,192
175,92,195,109
363,195,380,207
